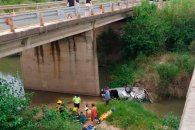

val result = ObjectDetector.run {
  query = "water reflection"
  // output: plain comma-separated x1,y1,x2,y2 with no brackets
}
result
144,99,185,116
27,90,103,109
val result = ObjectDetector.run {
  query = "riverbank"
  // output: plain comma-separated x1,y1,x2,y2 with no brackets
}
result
104,52,194,101
97,100,180,130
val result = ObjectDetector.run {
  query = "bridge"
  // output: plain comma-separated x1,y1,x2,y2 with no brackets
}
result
0,0,139,95
180,67,195,130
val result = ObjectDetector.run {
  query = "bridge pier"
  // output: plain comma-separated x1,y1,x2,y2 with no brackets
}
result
21,30,100,96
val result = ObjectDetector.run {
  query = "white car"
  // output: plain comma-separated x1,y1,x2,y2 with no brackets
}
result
102,86,151,102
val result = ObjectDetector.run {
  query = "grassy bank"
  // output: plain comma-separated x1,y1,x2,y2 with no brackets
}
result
107,53,195,99
97,100,180,130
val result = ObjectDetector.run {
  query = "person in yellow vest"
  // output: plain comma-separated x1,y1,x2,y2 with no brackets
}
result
73,95,81,109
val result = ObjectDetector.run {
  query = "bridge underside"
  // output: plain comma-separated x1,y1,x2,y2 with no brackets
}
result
21,31,100,96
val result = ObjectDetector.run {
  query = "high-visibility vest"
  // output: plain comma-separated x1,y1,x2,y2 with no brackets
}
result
73,96,81,104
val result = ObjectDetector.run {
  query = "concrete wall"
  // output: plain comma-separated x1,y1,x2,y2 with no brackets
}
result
21,31,100,96
179,67,195,130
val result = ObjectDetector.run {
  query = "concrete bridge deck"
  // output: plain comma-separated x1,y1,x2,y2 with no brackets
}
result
180,67,195,130
0,0,139,58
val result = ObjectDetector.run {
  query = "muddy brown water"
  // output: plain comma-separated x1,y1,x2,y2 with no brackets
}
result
0,56,186,117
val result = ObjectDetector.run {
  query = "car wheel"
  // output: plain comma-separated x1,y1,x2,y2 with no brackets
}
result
125,86,132,93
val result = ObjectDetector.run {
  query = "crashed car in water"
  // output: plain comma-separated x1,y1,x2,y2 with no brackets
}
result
101,86,151,102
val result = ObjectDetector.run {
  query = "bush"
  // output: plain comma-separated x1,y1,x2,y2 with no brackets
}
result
0,78,81,130
39,106,81,130
0,82,34,130
122,0,195,58
108,64,134,88
122,0,169,58
163,0,195,52
155,63,179,82
161,113,180,130
175,54,195,73
188,40,195,52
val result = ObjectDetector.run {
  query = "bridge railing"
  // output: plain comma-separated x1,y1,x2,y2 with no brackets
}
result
0,0,139,33
0,0,102,14
0,1,66,14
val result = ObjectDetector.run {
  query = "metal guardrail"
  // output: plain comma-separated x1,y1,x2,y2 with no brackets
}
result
0,0,139,33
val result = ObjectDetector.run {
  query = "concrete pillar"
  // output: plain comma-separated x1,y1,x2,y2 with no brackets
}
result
21,30,100,96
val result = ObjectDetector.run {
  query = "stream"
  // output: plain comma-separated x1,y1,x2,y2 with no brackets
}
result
0,56,186,117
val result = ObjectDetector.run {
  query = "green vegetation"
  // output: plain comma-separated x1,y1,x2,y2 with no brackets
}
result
108,64,134,87
0,79,81,130
97,0,195,99
97,100,180,130
161,113,180,130
122,0,195,57
156,63,179,84
0,0,47,5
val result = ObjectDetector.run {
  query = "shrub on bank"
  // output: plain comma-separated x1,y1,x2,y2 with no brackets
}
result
108,64,134,88
155,63,179,82
175,54,195,74
0,80,81,130
122,0,195,58
188,40,195,53
161,113,180,130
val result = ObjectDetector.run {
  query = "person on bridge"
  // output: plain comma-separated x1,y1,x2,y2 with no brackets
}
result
76,0,80,6
66,0,75,7
73,95,81,109
85,0,92,6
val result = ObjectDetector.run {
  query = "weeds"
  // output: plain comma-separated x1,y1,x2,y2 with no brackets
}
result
97,100,179,130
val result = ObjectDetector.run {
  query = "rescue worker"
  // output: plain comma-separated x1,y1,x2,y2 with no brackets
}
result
73,95,81,109
71,107,80,122
56,99,64,113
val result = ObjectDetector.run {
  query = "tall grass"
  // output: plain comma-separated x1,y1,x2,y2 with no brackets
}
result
97,100,180,129
97,100,160,129
0,0,47,5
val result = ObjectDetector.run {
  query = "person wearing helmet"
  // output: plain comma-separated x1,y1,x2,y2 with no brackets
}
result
72,107,78,113
56,99,65,113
